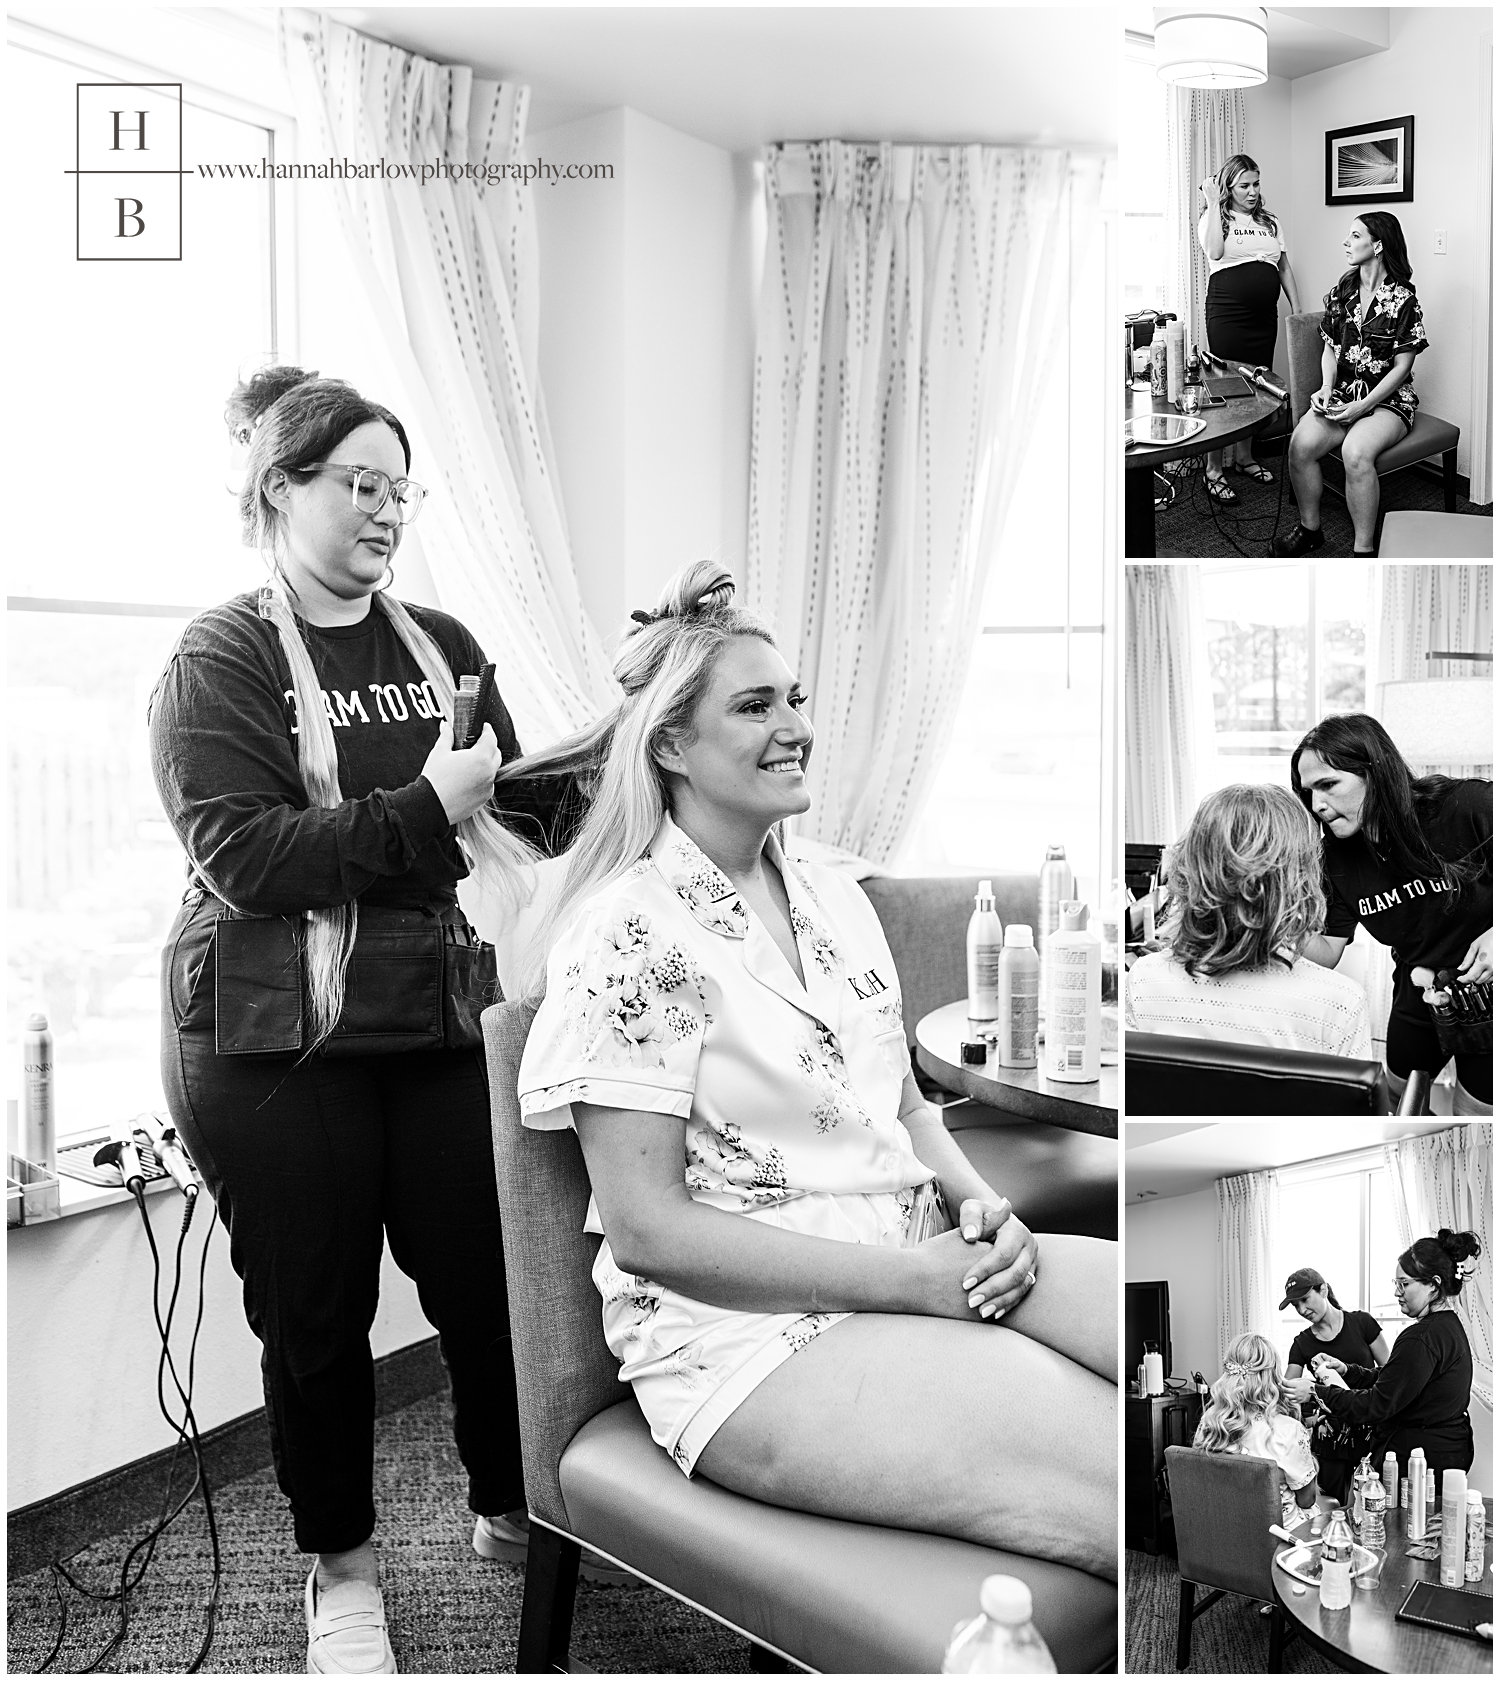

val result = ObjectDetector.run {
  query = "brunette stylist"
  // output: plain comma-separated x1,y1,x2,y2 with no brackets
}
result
150,367,581,1674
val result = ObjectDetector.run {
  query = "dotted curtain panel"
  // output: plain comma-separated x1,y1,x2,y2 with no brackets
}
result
281,9,615,747
746,142,1106,863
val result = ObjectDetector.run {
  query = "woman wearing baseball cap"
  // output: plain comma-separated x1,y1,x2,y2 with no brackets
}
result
1278,1267,1390,1504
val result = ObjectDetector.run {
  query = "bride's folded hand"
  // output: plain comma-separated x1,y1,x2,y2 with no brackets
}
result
912,1210,1038,1322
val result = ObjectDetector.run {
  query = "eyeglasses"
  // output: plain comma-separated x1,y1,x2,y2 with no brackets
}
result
303,463,427,525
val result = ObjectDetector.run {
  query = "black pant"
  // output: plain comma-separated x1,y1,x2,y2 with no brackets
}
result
161,1030,524,1554
1385,1009,1492,1104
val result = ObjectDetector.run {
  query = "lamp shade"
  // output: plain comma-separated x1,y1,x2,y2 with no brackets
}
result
1155,5,1268,88
1376,679,1494,766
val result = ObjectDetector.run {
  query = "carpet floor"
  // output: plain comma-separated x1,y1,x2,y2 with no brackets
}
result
1150,445,1492,560
6,1391,755,1675
1127,1548,1341,1674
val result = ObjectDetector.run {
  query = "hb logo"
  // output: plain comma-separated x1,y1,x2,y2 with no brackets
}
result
75,83,182,260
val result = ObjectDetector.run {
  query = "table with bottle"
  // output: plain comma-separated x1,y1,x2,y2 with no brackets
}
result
1271,1449,1492,1675
1124,315,1287,558
917,861,1118,1136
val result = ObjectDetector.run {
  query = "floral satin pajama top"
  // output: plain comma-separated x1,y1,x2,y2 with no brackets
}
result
1319,278,1429,433
518,814,933,1472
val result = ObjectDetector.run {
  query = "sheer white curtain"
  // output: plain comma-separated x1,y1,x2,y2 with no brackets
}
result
746,142,1106,862
1383,1124,1492,1414
1124,564,1214,844
1472,31,1493,506
1217,1169,1282,1366
1375,565,1494,778
1164,89,1244,351
280,11,614,748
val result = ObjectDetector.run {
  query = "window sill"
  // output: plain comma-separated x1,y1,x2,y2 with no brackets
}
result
9,1165,178,1227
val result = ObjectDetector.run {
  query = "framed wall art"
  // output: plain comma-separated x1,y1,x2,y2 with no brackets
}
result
1324,115,1415,205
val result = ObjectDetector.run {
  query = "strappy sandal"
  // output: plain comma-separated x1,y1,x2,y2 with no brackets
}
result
1204,474,1239,504
1232,461,1275,484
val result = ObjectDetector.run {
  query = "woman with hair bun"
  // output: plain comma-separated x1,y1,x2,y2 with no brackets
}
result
1295,713,1491,1114
149,367,584,1673
1274,210,1430,556
1314,1229,1482,1480
1124,783,1371,1056
512,561,1117,1581
1196,154,1302,501
1192,1333,1319,1529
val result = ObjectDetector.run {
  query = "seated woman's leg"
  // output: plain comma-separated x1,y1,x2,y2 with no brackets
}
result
987,1232,1115,1381
1340,408,1408,552
1285,411,1344,529
696,1237,1117,1580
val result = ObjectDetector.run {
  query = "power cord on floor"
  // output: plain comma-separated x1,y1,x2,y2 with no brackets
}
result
37,1188,223,1674
1175,438,1290,557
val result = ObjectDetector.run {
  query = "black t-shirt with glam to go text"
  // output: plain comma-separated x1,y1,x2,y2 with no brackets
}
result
1320,780,1492,1016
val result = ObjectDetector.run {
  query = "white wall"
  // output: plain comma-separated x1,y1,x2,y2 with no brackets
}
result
1242,71,1297,377
1126,1186,1219,1383
531,107,760,644
7,1198,431,1511
1276,7,1487,480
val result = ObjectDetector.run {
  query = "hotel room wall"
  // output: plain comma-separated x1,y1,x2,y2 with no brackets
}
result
531,107,759,644
1279,6,1487,481
1241,71,1296,381
1125,1187,1220,1384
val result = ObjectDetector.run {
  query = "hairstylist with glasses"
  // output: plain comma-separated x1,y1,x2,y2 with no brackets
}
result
149,366,584,1674
1311,1230,1482,1484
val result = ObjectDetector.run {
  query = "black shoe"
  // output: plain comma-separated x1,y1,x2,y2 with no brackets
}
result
1271,524,1325,557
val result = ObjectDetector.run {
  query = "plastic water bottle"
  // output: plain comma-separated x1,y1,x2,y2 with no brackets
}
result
941,1576,1057,1674
1351,1458,1368,1529
1359,1463,1386,1548
1319,1509,1354,1610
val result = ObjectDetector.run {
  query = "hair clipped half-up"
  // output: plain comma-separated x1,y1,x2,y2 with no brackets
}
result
496,559,777,996
1194,1332,1291,1455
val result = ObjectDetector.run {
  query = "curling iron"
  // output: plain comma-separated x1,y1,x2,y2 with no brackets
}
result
94,1129,147,1196
1201,349,1287,403
134,1111,201,1202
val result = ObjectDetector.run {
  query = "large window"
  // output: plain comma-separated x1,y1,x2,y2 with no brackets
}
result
1200,562,1372,797
1273,1153,1411,1359
7,26,287,1139
901,171,1114,912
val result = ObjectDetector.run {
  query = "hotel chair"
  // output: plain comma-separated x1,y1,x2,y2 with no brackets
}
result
1125,1031,1432,1116
861,873,1115,1240
1285,312,1461,545
1378,509,1493,558
1163,1446,1302,1673
483,999,1117,1675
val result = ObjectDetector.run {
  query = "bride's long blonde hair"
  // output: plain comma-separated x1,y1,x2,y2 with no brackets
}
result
229,366,535,1052
1194,1332,1291,1454
495,559,778,997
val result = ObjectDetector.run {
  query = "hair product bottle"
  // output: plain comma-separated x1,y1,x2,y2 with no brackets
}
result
1043,903,1100,1083
1149,320,1167,397
1037,844,1074,1012
1165,318,1185,402
21,1012,54,1172
996,927,1039,1068
1440,1469,1467,1586
965,881,1004,1024
1407,1448,1427,1540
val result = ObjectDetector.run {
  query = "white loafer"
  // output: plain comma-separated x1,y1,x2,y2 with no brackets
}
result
304,1566,397,1674
474,1512,637,1585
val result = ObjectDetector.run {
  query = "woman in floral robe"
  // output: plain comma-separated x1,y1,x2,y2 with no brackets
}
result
507,560,1117,1581
1274,212,1429,558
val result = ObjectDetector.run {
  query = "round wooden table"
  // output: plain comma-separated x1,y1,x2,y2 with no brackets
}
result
1124,382,1286,557
914,1001,1117,1136
1270,1501,1493,1674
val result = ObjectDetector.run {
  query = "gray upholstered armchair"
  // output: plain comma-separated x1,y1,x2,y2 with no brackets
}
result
483,998,1117,1674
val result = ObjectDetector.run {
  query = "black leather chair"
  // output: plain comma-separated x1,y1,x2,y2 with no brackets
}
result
1164,1446,1303,1672
1125,1031,1432,1116
483,1000,1117,1675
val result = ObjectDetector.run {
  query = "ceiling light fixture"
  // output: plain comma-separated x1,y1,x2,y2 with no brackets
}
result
1154,5,1268,88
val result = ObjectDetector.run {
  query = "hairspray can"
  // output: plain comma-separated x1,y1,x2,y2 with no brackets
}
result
1407,1449,1426,1540
1038,844,1074,1012
1440,1469,1467,1586
1382,1450,1398,1510
995,926,1039,1067
21,1012,54,1172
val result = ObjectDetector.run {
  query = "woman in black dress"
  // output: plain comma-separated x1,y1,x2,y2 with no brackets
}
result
1274,212,1429,556
1279,1266,1390,1502
1314,1230,1481,1482
151,367,582,1673
1196,154,1302,502
1294,713,1491,1115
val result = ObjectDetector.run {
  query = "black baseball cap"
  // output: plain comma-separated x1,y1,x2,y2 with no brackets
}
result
1280,1268,1327,1310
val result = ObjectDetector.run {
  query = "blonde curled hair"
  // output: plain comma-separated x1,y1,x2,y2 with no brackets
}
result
1165,784,1326,977
230,367,535,1054
1194,1333,1291,1454
496,558,779,996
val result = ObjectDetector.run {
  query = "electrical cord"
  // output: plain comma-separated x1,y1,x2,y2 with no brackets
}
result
36,1188,222,1674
